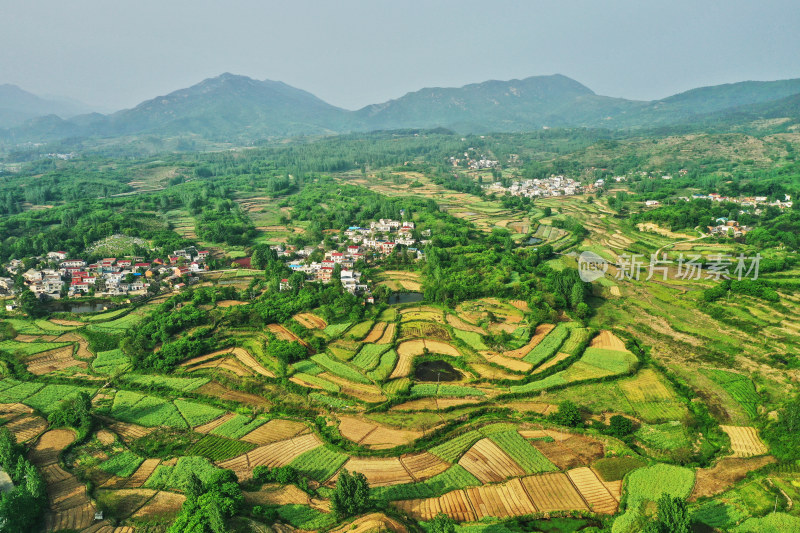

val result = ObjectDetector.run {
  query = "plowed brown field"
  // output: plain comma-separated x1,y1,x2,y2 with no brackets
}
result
720,426,769,457
566,467,618,514
458,438,525,483
241,419,308,445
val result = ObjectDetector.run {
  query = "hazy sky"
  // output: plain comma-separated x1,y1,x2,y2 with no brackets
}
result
2,1,799,112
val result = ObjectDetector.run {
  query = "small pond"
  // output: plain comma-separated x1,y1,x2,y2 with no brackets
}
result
46,300,112,314
388,292,423,305
414,360,461,382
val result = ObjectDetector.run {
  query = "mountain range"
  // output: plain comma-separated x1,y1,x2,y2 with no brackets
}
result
2,73,800,144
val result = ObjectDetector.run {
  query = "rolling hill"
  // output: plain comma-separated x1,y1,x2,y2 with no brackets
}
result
2,73,799,145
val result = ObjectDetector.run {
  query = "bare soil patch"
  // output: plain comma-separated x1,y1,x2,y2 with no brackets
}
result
241,419,308,445
458,438,525,483
364,322,388,343
294,312,328,329
690,456,776,500
720,425,769,457
590,330,628,351
567,467,619,513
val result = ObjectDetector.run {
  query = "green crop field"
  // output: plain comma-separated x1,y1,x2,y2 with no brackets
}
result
93,349,131,374
121,374,209,392
292,372,340,392
110,390,187,428
274,504,337,530
311,353,370,384
292,360,324,375
346,320,374,340
410,384,485,397
489,430,558,474
366,349,398,382
98,451,144,477
173,399,225,427
0,381,44,402
0,340,70,356
144,456,223,491
323,322,352,338
613,464,695,533
592,456,646,481
24,384,97,414
701,369,759,419
430,430,483,462
560,327,592,355
309,393,354,410
579,348,637,374
523,323,569,365
372,465,480,501
351,343,390,371
288,446,348,481
209,414,267,439
185,434,257,461
452,329,488,350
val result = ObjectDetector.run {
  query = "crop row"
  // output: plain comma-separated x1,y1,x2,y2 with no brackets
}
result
489,430,557,474
311,353,371,384
522,323,569,365
351,344,390,371
98,451,144,477
371,465,480,501
701,369,759,419
366,350,398,382
185,434,257,461
288,446,348,481
121,373,209,392
209,414,267,439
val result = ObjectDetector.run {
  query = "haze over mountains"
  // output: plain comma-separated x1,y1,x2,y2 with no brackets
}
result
2,73,800,144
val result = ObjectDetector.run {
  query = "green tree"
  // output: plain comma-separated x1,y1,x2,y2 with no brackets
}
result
549,400,581,427
429,513,456,533
608,415,634,438
331,470,372,519
644,494,691,533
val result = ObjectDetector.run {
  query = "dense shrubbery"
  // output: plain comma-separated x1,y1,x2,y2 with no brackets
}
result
0,428,47,532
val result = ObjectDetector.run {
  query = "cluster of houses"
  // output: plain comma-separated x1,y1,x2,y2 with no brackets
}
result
687,193,793,210
3,247,212,300
707,218,752,238
274,219,429,297
484,175,583,198
448,153,500,170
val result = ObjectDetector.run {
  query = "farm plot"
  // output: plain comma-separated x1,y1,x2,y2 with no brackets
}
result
30,429,96,532
294,313,328,329
218,433,322,480
400,452,450,481
400,321,450,341
452,329,488,350
99,451,144,478
346,320,375,340
619,368,687,422
590,330,628,351
312,353,371,384
24,384,98,415
691,456,776,500
230,347,275,377
366,350,398,382
457,438,526,483
173,399,225,427
210,414,267,439
391,341,425,379
394,489,477,523
446,314,485,334
479,350,531,373
110,391,187,428
566,467,619,514
290,372,340,392
4,412,47,442
185,434,257,461
92,349,131,374
25,345,86,375
289,445,348,482
121,374,209,392
144,456,224,491
377,323,396,344
131,490,185,520
372,465,478,502
267,323,308,346
530,433,605,471
522,472,589,512
701,369,760,419
363,322,388,343
0,339,71,356
352,344,391,371
465,478,539,519
241,418,308,445
489,430,558,474
338,415,422,449
521,324,568,365
720,426,769,457
615,463,695,531
324,323,353,338
341,457,414,487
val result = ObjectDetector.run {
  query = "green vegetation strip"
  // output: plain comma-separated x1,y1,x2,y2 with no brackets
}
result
311,353,371,384
489,430,557,474
98,451,144,477
522,323,569,365
372,465,480,501
288,446,348,482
